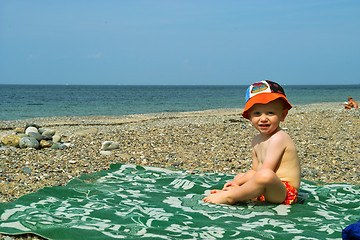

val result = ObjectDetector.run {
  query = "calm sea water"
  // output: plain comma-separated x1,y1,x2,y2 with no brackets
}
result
1,85,359,121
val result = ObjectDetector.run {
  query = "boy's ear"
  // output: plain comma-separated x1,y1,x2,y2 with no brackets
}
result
280,109,288,121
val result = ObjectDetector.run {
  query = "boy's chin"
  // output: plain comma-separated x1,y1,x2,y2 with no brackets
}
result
258,126,278,134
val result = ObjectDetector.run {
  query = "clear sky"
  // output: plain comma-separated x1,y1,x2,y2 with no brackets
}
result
0,0,359,85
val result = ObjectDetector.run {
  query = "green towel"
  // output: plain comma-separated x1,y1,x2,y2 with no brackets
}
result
0,163,359,239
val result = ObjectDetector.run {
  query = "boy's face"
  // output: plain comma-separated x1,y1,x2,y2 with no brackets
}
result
248,99,288,135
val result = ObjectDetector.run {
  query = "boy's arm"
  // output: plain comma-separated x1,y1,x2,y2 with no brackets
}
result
260,133,286,171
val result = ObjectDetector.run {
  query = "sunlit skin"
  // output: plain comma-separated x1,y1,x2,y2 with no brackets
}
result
203,99,301,205
345,97,358,109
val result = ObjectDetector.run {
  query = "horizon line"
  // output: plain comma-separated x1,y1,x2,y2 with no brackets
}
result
1,83,360,87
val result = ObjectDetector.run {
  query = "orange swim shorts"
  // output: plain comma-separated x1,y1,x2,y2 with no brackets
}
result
257,181,298,205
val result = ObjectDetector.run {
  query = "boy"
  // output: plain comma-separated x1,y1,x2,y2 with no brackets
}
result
203,80,301,205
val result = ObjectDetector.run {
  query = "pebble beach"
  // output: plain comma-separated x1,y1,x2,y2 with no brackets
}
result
0,103,359,239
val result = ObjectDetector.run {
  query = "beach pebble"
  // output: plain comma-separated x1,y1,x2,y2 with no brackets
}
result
0,146,17,151
42,129,56,136
25,126,39,135
40,140,52,148
19,137,39,149
38,128,46,134
51,142,67,150
25,123,41,129
100,150,112,156
28,132,43,141
2,234,15,240
52,135,61,143
101,141,120,151
1,134,22,147
14,127,25,134
41,134,53,140
22,166,32,174
172,161,182,167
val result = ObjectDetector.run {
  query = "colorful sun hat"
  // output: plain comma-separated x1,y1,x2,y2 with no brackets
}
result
242,80,292,119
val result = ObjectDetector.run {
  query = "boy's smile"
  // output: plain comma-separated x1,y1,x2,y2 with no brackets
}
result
258,123,271,130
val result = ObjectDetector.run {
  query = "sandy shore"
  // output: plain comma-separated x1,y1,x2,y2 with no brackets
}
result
0,102,359,239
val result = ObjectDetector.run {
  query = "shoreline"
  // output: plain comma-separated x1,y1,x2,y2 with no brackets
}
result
1,102,359,204
0,102,347,128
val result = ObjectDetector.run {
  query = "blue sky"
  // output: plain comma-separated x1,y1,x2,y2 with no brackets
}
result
0,0,359,85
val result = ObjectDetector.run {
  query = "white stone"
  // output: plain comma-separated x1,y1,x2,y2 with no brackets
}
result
52,135,61,143
25,127,39,135
101,141,120,151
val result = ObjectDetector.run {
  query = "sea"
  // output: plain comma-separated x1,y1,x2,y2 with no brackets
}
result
1,84,360,121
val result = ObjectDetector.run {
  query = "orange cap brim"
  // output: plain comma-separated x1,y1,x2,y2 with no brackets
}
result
242,93,292,119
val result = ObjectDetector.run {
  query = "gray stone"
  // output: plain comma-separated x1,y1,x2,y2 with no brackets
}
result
101,141,120,151
38,128,46,134
28,132,43,141
19,137,39,149
41,134,53,140
0,146,17,151
42,129,56,136
51,142,67,150
23,166,32,174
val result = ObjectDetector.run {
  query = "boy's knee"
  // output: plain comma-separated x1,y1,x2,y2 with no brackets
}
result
255,169,277,185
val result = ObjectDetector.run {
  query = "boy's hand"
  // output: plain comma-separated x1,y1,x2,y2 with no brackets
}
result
223,181,239,189
210,183,239,194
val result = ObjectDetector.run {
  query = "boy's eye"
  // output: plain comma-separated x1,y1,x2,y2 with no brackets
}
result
268,112,274,115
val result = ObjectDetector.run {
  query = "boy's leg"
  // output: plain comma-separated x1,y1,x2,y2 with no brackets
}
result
256,169,288,203
204,169,287,204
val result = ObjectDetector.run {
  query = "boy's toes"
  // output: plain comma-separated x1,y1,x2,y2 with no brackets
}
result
210,189,221,194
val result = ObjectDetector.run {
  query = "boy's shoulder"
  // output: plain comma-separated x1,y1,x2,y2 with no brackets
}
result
270,129,294,147
271,128,291,139
253,129,292,145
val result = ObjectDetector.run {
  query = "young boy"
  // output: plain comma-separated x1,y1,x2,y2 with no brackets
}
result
203,80,301,205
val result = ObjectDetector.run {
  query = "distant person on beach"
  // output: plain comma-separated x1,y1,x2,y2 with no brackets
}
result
344,97,358,109
204,80,301,205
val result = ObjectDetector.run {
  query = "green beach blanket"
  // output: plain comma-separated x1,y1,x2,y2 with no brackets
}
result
0,164,359,239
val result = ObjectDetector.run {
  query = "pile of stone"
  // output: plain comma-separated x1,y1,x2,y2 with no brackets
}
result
0,124,69,150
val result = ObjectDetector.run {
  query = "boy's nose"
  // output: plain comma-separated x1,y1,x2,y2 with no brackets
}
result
260,114,267,121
